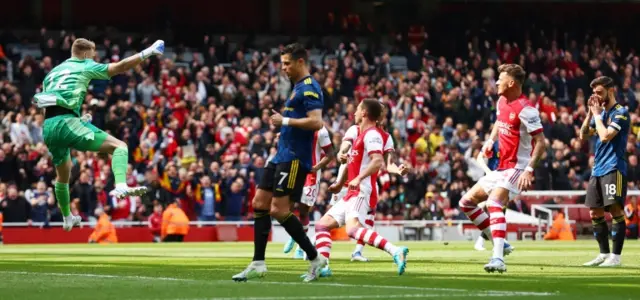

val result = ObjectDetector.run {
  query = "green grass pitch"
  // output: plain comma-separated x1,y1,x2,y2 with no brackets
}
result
0,240,638,300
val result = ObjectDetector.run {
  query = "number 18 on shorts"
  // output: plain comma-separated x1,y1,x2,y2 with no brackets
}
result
585,170,626,209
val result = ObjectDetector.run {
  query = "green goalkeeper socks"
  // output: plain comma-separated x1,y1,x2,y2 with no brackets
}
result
112,147,128,185
55,182,71,217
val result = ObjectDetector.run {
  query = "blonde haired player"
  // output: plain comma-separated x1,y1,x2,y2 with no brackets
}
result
458,64,545,273
32,38,164,231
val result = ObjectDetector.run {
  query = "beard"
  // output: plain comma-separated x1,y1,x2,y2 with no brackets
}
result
600,93,610,105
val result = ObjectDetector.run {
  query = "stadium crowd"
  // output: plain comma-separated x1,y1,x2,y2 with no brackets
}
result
1,26,640,229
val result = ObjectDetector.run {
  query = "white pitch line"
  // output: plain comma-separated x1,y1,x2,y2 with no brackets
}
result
232,280,557,296
1,271,193,282
167,293,542,300
0,271,558,297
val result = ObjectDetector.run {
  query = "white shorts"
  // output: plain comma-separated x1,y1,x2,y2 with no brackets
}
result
326,193,370,227
477,168,523,200
329,187,348,206
301,183,319,207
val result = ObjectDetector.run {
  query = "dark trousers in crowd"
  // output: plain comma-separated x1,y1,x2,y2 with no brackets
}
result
627,225,638,239
163,234,185,242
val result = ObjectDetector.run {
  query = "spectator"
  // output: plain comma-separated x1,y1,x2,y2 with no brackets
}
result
161,199,190,242
193,175,220,221
26,181,54,223
88,208,118,244
508,197,531,215
221,177,247,221
148,203,163,243
71,171,97,220
625,197,640,239
4,112,33,147
0,185,31,223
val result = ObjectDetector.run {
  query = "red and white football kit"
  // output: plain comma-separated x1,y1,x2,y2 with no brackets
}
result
327,126,386,227
331,125,394,206
477,95,543,200
300,127,333,206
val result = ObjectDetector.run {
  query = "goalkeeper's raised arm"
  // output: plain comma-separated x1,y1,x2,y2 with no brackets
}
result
107,40,164,77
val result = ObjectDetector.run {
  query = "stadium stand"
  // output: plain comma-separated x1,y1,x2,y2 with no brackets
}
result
1,4,640,241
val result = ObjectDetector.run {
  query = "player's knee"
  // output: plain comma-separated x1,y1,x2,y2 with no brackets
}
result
115,140,127,149
315,222,330,233
269,197,291,220
590,209,604,219
252,190,271,210
252,198,269,211
346,224,360,237
298,205,310,217
608,205,624,218
459,198,478,208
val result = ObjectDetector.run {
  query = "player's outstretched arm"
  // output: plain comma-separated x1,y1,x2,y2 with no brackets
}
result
107,40,164,77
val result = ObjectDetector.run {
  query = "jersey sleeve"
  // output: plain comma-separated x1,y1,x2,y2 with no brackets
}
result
363,130,384,156
318,127,333,153
302,84,323,112
343,125,359,143
609,108,629,132
84,60,111,80
383,134,395,153
519,106,543,135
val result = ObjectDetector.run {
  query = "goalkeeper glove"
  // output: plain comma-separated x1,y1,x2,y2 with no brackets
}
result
81,113,92,123
32,93,58,108
139,40,165,60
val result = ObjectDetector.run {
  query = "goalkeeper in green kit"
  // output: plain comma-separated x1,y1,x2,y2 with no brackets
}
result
33,38,165,231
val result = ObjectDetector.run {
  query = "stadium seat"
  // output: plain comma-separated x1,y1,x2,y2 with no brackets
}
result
389,56,407,71
21,48,42,59
182,52,194,62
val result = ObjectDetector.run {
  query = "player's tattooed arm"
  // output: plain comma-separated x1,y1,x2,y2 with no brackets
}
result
311,146,335,173
528,133,546,170
579,110,595,140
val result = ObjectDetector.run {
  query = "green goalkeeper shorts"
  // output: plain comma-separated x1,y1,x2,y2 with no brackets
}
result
43,114,108,166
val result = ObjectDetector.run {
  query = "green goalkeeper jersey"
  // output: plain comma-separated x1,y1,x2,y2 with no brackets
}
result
41,58,111,116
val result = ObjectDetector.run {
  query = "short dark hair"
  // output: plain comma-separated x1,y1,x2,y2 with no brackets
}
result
497,64,526,86
590,76,615,89
362,98,382,121
281,43,308,62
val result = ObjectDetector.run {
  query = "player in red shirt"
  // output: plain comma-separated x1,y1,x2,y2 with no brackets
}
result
148,203,163,243
458,64,546,273
283,126,334,258
312,99,409,280
329,102,408,262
